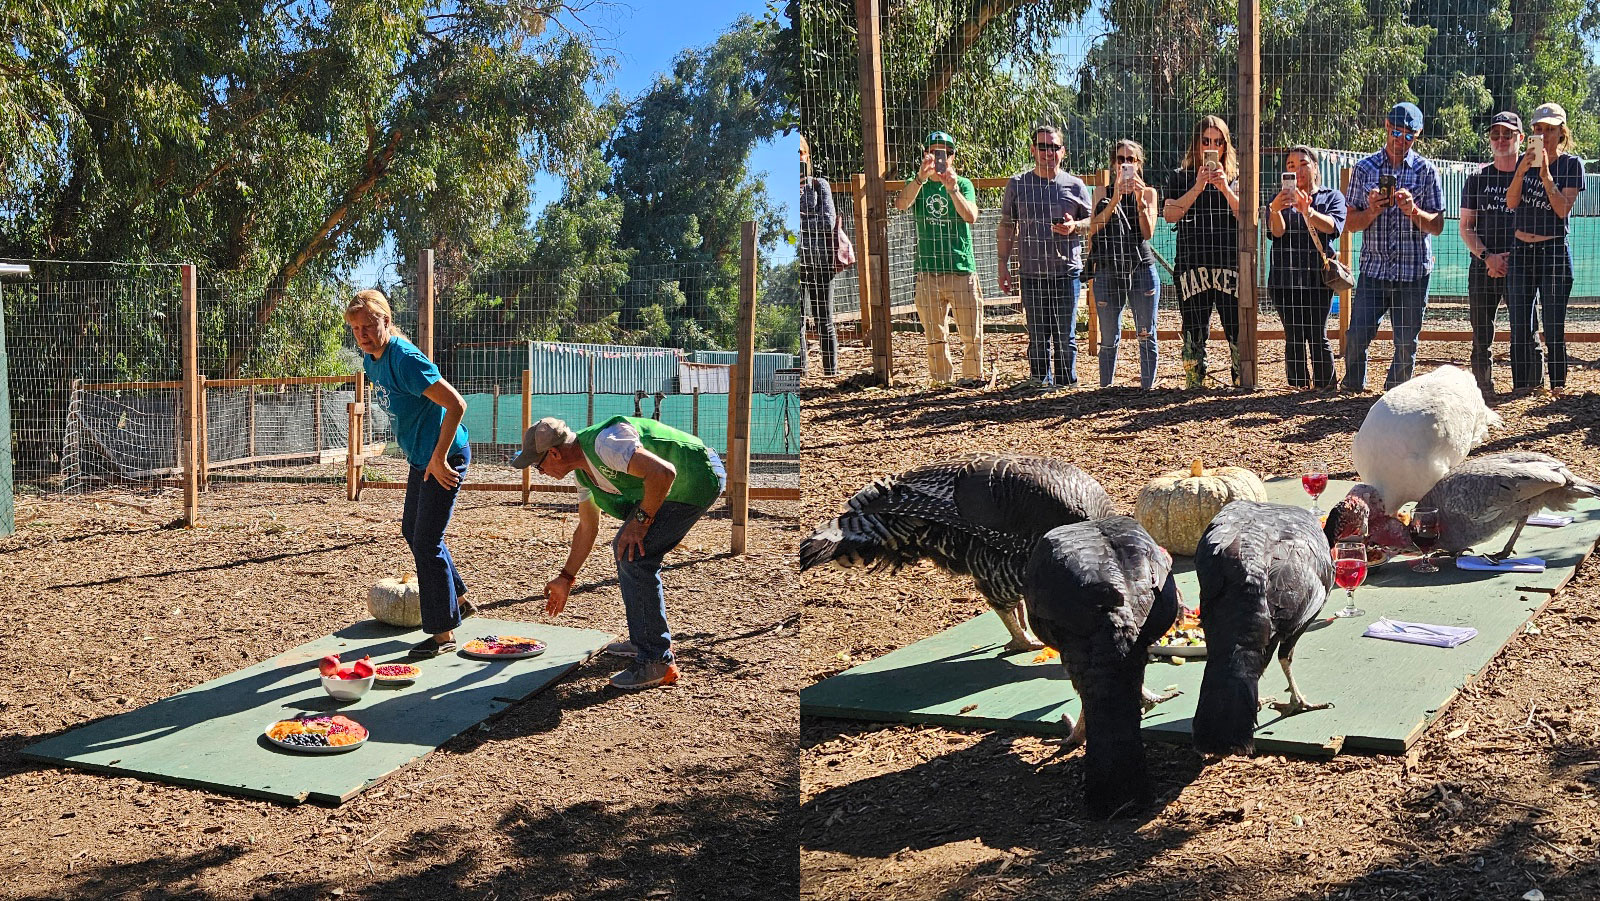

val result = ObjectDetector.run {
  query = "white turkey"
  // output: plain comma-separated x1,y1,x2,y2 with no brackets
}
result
1021,516,1180,818
799,454,1115,651
1417,451,1600,561
1190,496,1368,757
1351,365,1502,511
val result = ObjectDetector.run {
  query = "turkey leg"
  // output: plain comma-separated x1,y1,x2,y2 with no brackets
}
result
1484,519,1527,565
997,603,1044,652
1266,654,1333,716
1141,684,1181,712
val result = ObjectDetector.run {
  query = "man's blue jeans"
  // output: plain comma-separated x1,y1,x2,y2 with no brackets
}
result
1018,273,1079,386
402,445,470,636
1340,274,1431,391
614,498,712,664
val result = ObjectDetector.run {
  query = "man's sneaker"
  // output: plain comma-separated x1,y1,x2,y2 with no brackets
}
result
609,659,679,690
602,639,639,658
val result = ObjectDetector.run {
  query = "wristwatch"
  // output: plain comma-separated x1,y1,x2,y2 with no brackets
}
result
632,508,654,525
1475,248,1487,262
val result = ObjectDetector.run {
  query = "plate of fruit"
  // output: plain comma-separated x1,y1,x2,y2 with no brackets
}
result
372,663,421,684
265,715,368,753
1151,606,1206,658
460,635,547,659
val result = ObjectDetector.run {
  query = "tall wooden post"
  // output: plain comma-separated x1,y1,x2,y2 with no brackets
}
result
180,264,200,526
417,249,435,359
1236,0,1261,390
850,174,874,343
1085,169,1106,355
1338,166,1354,354
521,369,532,505
0,276,15,538
198,376,209,490
247,386,257,458
728,221,758,555
586,353,596,426
346,373,364,501
856,0,894,386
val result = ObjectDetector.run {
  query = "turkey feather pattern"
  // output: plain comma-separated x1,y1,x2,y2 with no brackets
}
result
1419,451,1600,558
1022,516,1179,817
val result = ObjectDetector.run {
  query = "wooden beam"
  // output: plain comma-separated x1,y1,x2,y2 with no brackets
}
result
728,221,758,555
417,248,435,359
1236,0,1261,390
198,376,209,491
181,264,199,526
357,481,800,502
856,0,894,386
347,372,364,501
851,173,873,343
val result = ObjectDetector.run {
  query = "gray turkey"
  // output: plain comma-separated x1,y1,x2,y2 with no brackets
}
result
1191,495,1368,757
799,454,1116,651
1418,451,1600,561
1022,516,1180,818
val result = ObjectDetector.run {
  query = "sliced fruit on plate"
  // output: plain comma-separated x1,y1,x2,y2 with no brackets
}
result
373,663,421,682
462,635,546,655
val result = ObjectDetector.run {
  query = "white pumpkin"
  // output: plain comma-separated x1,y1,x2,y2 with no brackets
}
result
368,575,422,627
1135,459,1267,556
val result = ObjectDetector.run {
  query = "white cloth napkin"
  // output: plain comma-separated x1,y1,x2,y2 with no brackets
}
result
1363,617,1478,648
1527,513,1573,527
1456,554,1546,573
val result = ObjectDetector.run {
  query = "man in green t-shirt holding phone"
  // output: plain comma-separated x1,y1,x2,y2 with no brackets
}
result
513,415,726,690
893,131,985,387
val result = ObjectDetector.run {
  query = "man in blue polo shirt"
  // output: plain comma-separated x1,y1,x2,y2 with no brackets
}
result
1340,102,1445,392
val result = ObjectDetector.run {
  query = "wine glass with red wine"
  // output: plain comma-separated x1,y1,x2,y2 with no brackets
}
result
1409,506,1441,573
1332,540,1367,617
1302,460,1329,515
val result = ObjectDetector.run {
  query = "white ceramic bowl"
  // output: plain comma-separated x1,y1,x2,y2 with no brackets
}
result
321,673,375,701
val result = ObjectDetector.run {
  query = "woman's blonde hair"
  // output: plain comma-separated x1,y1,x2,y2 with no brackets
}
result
345,289,406,340
1288,145,1322,189
1180,115,1239,180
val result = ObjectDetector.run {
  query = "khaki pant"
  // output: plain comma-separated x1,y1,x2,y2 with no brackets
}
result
913,271,985,383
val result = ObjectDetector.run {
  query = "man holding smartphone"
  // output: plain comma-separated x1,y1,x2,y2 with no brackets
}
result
1459,111,1523,395
1340,101,1445,392
997,125,1094,388
893,131,985,387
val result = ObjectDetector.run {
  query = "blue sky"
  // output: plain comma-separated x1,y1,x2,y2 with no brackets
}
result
355,0,792,283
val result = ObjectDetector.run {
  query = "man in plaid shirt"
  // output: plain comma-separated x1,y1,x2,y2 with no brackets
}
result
1340,102,1445,392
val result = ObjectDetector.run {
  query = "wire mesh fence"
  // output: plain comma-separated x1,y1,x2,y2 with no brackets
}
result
3,251,801,511
797,0,1600,389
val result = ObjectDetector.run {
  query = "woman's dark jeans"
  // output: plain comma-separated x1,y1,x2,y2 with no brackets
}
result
800,264,839,376
403,445,470,635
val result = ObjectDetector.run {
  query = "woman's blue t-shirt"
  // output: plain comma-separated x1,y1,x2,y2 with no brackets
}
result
362,335,468,467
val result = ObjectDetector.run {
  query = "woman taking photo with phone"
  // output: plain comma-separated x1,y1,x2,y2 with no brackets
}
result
1087,139,1161,388
1164,115,1242,390
1267,146,1348,389
1505,102,1585,395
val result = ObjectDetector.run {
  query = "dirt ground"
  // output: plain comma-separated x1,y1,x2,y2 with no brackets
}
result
799,325,1600,900
0,484,801,899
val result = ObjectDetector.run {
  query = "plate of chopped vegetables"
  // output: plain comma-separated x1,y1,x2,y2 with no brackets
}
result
1151,607,1206,658
265,715,368,753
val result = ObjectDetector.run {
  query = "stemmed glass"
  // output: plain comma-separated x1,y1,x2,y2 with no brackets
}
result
1302,460,1329,515
1409,506,1441,573
1332,540,1368,618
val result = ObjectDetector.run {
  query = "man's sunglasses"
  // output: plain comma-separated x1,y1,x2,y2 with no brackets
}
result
1389,129,1418,141
1488,130,1518,140
1035,142,1062,152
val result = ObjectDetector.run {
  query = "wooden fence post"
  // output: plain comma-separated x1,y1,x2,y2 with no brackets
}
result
1236,0,1261,390
521,369,532,505
1085,170,1106,355
856,0,894,386
181,264,199,526
1338,166,1354,354
312,385,322,452
199,376,209,490
586,353,595,426
728,221,758,555
851,173,873,343
247,386,257,458
692,386,701,437
346,373,364,501
417,249,435,359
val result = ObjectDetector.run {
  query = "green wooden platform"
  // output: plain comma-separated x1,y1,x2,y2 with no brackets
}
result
800,479,1600,756
23,619,612,804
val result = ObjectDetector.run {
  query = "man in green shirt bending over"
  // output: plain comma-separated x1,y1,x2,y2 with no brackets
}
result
513,415,726,689
893,131,986,387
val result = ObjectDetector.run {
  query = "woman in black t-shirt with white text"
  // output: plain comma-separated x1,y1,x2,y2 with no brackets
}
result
1164,115,1242,390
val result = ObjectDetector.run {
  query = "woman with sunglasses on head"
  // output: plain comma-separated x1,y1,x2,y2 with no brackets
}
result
799,134,841,377
1163,115,1242,389
1505,103,1585,396
1087,140,1160,388
1267,146,1347,389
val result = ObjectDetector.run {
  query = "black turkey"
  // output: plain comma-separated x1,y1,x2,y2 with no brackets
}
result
800,454,1116,651
1417,451,1600,562
1022,516,1180,818
1191,496,1367,757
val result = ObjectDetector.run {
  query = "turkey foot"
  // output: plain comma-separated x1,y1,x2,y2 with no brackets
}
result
997,604,1045,652
1481,519,1528,565
1141,684,1182,713
1265,658,1332,716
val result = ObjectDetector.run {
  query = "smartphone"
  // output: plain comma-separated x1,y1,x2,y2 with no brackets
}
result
1051,216,1066,226
1203,149,1219,169
933,148,948,174
1281,171,1297,192
1528,140,1544,168
1378,174,1397,200
1120,162,1136,182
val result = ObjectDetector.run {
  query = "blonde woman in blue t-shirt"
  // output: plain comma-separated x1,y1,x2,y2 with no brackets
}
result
346,290,472,658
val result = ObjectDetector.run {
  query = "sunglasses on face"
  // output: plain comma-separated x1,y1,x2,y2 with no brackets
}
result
1389,129,1417,141
1200,136,1225,147
1115,155,1139,163
1035,142,1062,152
1488,130,1517,139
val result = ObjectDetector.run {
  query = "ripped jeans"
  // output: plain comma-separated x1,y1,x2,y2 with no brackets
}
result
1093,263,1160,388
